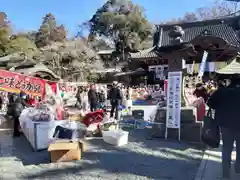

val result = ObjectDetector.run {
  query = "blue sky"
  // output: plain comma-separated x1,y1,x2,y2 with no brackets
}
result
1,0,213,36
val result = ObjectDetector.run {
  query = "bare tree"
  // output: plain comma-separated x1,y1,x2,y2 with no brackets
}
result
164,0,239,24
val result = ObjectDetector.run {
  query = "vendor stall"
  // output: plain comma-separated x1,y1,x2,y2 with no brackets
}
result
19,105,86,151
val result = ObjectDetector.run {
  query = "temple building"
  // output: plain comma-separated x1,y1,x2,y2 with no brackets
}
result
128,15,240,83
0,53,60,81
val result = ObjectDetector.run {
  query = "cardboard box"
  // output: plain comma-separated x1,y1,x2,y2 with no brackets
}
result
48,142,81,163
51,139,86,152
79,140,86,152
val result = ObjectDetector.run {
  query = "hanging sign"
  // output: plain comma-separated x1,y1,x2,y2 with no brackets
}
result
149,65,168,80
0,70,45,96
166,71,182,129
198,51,208,77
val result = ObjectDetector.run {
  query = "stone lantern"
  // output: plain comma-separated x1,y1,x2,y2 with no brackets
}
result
153,26,200,141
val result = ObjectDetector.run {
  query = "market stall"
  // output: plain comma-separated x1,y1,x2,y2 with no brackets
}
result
19,105,86,151
128,86,166,121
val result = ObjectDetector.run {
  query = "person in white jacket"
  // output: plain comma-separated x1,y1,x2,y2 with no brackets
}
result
81,87,89,112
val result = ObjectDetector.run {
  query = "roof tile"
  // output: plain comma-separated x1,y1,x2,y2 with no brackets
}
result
160,23,239,47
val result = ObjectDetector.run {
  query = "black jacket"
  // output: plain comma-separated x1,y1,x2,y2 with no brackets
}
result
88,89,98,103
12,97,26,118
109,87,122,104
207,86,240,131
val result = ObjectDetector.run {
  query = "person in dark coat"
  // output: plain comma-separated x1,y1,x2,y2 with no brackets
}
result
207,77,240,178
88,84,98,112
98,88,106,110
75,86,83,109
7,93,16,117
109,81,122,119
12,91,28,137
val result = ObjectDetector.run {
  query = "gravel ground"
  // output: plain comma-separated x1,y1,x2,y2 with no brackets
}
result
0,126,205,180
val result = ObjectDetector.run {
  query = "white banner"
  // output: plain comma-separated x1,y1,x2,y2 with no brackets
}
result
198,51,208,77
166,71,182,129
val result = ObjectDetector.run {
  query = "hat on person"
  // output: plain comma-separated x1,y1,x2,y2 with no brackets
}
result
112,81,118,86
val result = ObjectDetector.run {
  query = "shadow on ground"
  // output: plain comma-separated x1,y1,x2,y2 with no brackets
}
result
13,129,205,180
0,118,205,180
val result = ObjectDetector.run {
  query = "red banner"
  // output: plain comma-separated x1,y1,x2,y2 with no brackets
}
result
58,82,87,95
0,70,45,97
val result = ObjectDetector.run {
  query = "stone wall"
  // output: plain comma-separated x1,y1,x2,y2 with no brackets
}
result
151,107,203,142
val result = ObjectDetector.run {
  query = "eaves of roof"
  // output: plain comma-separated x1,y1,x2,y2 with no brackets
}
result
156,16,240,47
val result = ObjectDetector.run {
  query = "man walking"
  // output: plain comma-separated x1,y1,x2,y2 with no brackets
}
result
109,81,122,119
88,84,98,112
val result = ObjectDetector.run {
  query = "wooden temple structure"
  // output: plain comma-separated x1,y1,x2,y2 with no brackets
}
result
0,53,60,81
127,15,240,84
97,15,240,85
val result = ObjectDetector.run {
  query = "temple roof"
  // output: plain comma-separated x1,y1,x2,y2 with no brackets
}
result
14,63,60,80
156,16,240,47
129,47,158,59
129,16,240,60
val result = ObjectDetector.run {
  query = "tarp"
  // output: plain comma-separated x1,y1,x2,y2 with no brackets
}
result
215,55,240,74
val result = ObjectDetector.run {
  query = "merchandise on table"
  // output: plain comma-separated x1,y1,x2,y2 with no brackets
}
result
53,123,87,140
21,119,87,151
19,104,55,125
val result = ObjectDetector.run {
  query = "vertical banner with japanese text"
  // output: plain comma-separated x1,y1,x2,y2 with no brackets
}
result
166,71,182,129
0,70,45,97
198,50,208,77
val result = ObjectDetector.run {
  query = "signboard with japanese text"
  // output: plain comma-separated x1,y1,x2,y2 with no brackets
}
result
0,70,45,97
166,71,182,129
148,65,168,80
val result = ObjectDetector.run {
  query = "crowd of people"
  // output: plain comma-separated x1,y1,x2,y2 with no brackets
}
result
188,77,240,179
2,81,167,138
207,77,240,179
74,82,166,118
3,76,240,178
75,82,124,120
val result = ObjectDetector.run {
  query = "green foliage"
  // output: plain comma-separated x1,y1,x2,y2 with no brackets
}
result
86,72,99,82
5,35,38,56
35,13,67,48
85,0,152,52
0,12,10,56
0,27,9,56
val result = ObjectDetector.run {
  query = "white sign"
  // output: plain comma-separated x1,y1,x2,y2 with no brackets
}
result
149,65,168,80
166,71,182,129
198,51,208,77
